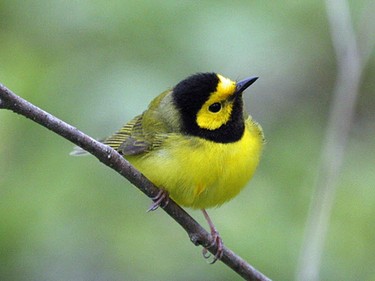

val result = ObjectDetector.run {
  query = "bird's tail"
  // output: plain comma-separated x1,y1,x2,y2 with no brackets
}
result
69,146,89,156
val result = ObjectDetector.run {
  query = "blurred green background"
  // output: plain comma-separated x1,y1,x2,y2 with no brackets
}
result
1,1,374,280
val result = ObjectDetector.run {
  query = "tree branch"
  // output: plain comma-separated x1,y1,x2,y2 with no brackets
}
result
0,84,271,281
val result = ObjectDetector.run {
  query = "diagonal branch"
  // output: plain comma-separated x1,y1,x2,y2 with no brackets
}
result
0,83,271,281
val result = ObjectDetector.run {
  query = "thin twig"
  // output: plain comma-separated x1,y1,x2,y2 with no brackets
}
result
0,84,271,281
295,0,373,280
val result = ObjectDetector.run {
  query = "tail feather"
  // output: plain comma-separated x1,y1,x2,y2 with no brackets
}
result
70,146,89,156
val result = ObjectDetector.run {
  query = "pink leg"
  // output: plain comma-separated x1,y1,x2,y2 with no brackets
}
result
201,209,224,264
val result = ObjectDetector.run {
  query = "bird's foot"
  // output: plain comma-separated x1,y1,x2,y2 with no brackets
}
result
147,189,169,212
201,209,224,264
202,227,223,264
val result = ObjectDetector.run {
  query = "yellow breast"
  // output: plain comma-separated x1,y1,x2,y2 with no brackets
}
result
126,117,263,209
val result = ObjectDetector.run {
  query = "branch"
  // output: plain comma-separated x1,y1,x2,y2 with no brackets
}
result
0,84,271,281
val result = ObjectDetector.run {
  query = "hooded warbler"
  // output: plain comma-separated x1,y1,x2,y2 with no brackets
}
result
75,73,264,262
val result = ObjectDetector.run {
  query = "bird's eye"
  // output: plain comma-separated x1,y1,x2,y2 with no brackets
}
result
208,103,221,113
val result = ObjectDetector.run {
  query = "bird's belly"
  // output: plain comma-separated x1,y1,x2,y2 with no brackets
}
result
127,128,262,209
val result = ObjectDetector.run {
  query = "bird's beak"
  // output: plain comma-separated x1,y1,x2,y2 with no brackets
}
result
236,76,258,94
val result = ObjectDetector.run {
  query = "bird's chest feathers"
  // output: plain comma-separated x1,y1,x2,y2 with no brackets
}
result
128,127,261,208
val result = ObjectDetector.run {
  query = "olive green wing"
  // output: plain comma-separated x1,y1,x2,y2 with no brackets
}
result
101,90,175,156
103,115,147,155
103,114,166,156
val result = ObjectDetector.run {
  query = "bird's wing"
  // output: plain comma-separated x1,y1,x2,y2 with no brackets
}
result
103,114,166,156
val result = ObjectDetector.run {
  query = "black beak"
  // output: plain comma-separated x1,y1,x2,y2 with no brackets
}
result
236,76,258,94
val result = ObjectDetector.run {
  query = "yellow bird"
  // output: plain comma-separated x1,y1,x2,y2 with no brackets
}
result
76,73,264,262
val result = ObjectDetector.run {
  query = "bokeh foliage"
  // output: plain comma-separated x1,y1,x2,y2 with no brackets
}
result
1,1,374,280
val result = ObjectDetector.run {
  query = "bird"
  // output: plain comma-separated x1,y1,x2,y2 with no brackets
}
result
74,72,264,263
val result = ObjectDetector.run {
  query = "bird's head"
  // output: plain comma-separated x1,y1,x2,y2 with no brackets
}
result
172,73,258,143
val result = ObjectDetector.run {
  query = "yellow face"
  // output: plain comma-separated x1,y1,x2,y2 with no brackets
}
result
196,74,237,130
172,72,249,143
